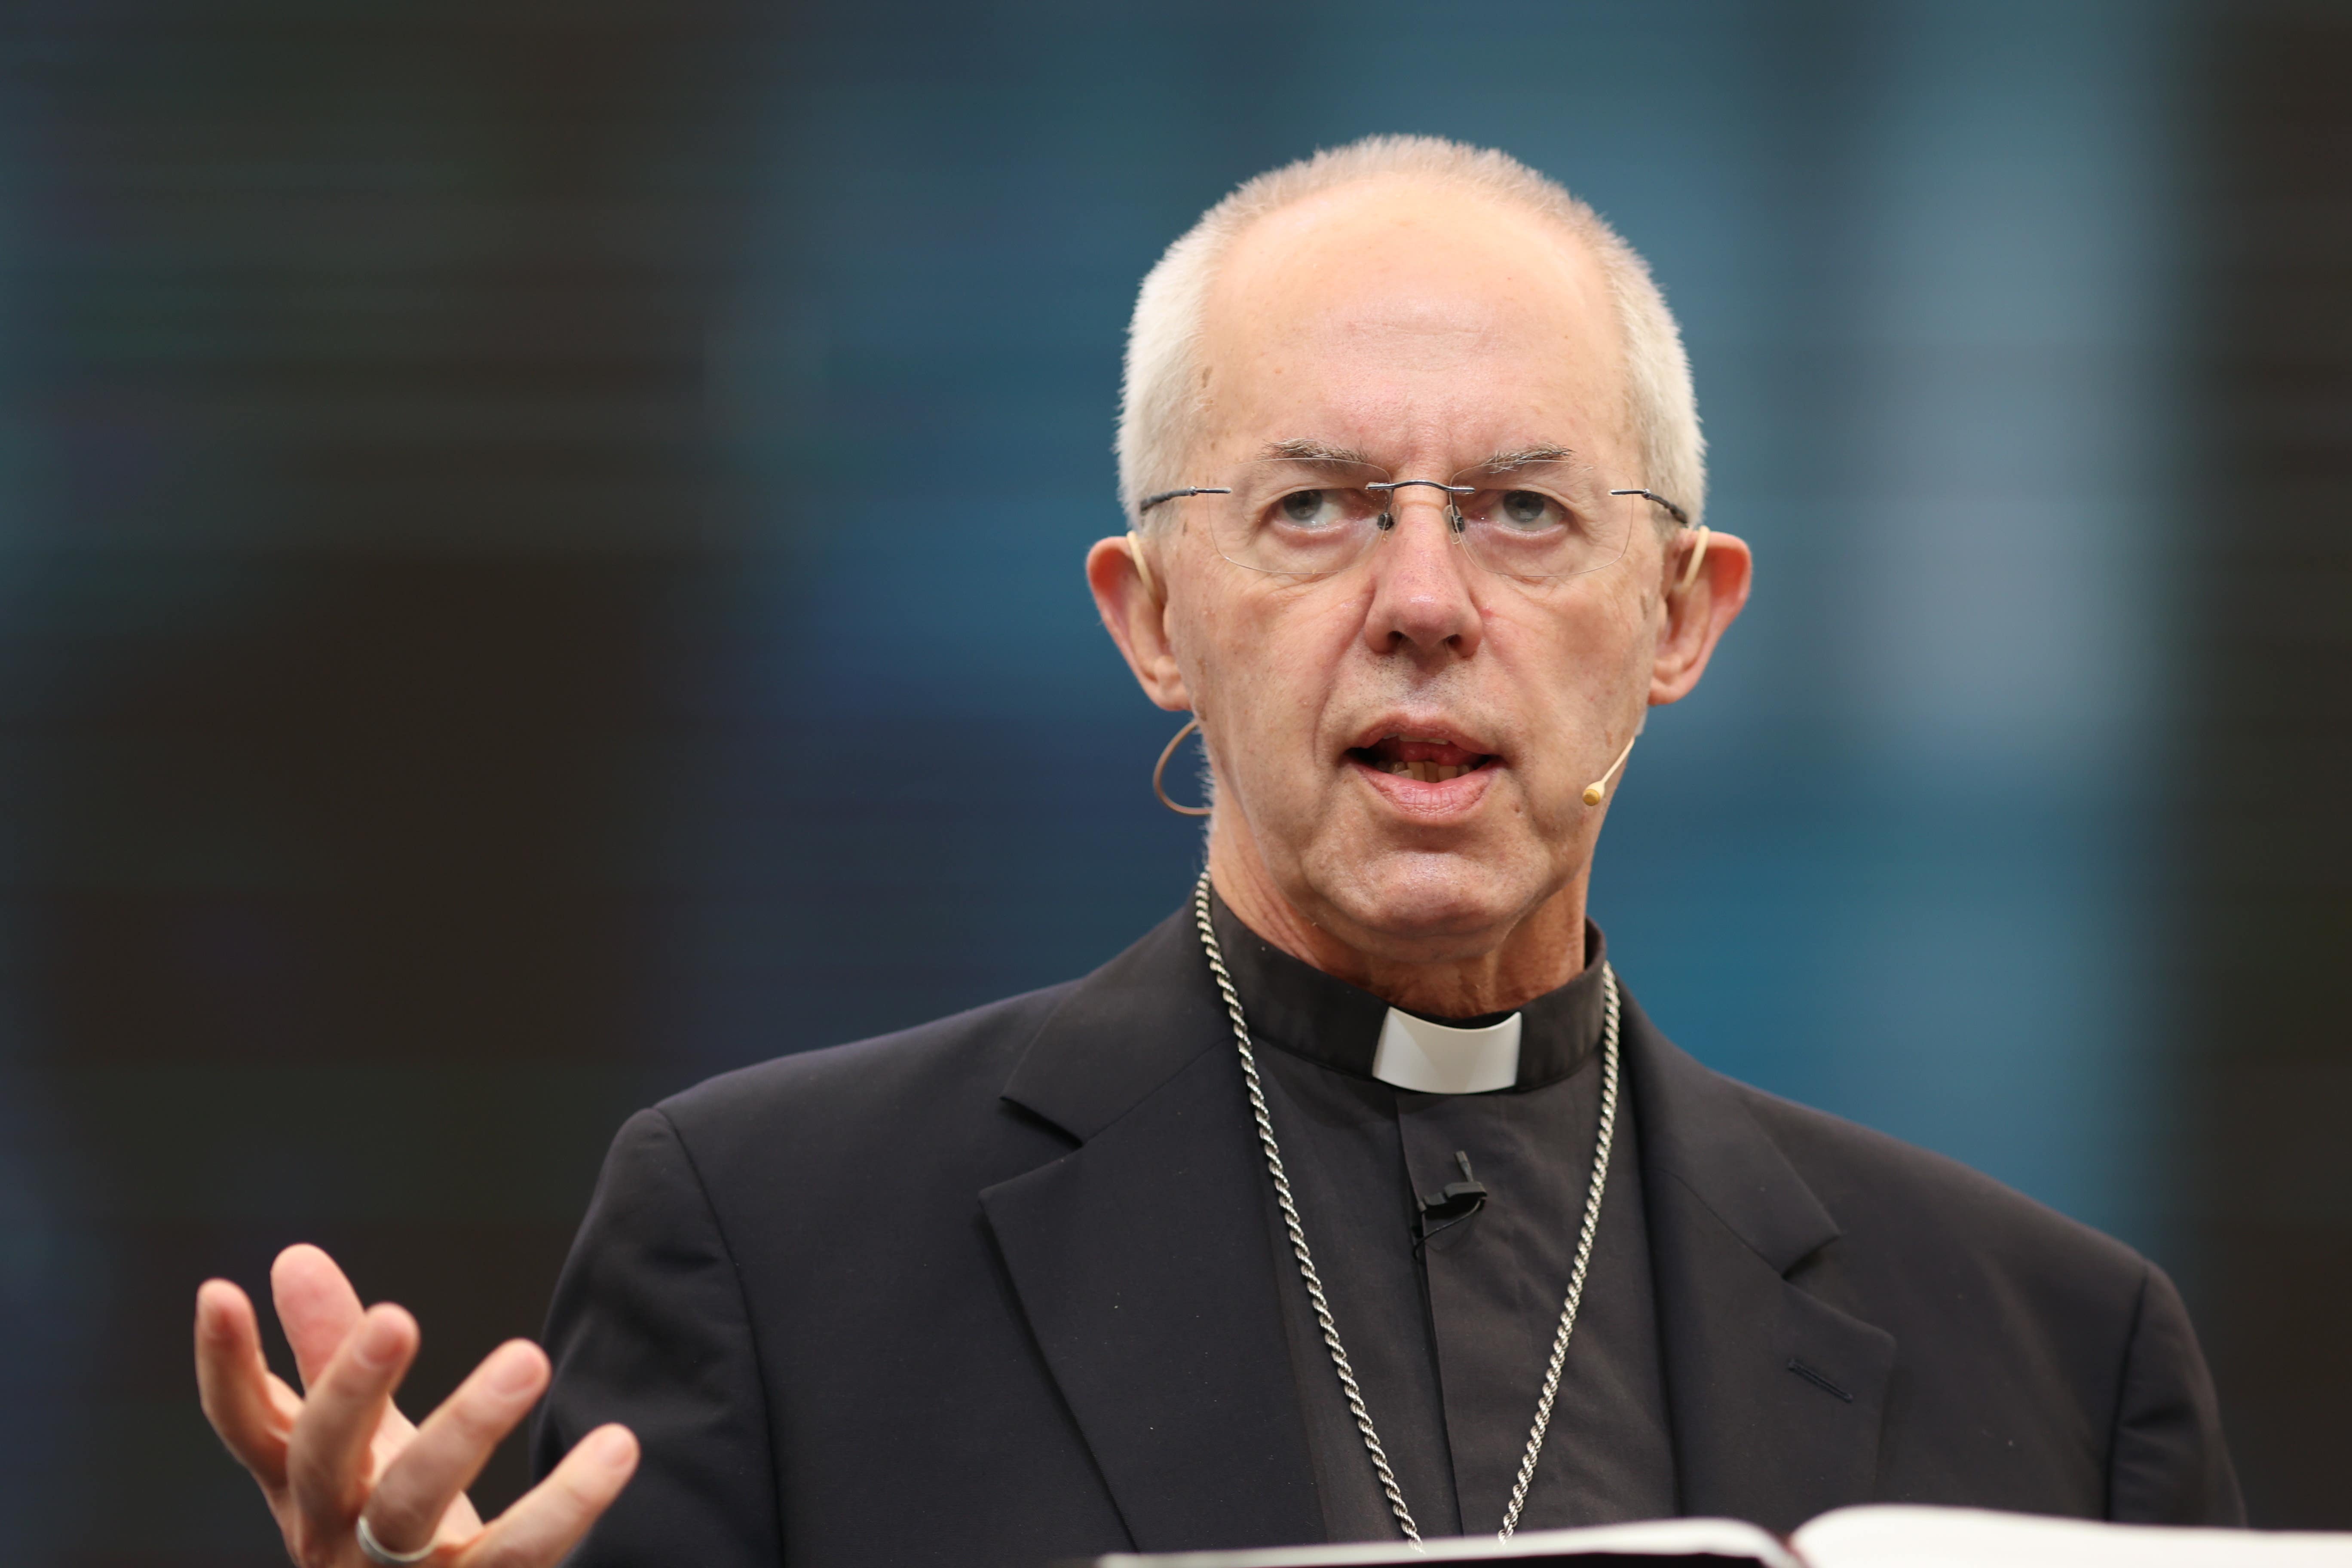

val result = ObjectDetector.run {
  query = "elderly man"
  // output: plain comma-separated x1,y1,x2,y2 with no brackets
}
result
194,138,2240,1568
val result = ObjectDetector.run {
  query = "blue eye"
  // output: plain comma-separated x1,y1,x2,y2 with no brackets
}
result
1498,490,1560,530
1278,489,1345,529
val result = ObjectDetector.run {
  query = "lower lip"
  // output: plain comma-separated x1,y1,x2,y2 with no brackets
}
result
1346,756,1501,817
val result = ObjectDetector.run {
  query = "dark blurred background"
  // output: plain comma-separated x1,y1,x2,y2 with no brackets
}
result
0,0,2345,1561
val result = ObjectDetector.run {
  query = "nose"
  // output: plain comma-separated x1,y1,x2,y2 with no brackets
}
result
1363,487,1484,662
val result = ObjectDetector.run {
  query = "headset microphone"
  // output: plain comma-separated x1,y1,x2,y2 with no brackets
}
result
1125,532,1158,600
1576,505,1709,806
1583,719,1645,806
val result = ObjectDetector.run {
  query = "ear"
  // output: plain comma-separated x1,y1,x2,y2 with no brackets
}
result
1087,532,1192,712
1651,528,1752,705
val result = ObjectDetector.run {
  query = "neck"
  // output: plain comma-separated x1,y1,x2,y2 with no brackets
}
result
1207,828,1588,1020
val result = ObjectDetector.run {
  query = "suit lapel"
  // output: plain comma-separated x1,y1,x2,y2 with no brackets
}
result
981,911,1323,1551
1626,993,1896,1533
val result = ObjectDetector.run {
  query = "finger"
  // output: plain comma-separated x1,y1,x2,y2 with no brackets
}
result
194,1278,294,1492
458,1424,637,1568
364,1340,549,1556
272,1243,367,1391
286,1302,418,1527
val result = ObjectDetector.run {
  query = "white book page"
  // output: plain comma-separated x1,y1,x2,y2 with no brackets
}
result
1100,1516,1800,1568
1792,1505,2352,1567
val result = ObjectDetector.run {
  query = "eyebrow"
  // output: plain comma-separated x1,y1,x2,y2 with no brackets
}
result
1476,444,1580,471
1259,438,1382,467
1256,438,1583,472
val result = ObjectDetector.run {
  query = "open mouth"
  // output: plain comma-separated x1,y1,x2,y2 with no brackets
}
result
1348,735,1498,784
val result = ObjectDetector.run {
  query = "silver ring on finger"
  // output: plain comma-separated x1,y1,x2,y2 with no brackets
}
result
356,1514,438,1565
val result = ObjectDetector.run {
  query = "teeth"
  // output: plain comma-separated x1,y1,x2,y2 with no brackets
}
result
1381,760,1475,783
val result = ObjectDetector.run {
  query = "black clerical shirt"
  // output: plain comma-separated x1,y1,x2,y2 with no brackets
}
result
1210,897,1677,1542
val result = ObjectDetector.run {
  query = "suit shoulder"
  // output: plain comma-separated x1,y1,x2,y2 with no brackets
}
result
1727,1077,2149,1295
653,980,1080,1154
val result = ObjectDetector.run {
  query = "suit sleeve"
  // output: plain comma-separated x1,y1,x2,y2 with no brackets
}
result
533,1107,784,1566
2105,1262,2245,1525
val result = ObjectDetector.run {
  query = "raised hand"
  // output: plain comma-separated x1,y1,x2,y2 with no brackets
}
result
195,1244,636,1566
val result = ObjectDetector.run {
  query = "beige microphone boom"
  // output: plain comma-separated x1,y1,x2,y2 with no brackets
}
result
1582,728,1643,807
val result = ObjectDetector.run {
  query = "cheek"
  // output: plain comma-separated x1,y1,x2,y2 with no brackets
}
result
1195,591,1366,758
1485,593,1653,734
1202,579,1338,674
1237,605,1350,721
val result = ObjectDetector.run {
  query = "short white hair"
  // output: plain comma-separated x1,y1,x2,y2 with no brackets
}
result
1117,135,1705,534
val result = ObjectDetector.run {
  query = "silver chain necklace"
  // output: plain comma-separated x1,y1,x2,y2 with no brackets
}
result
1191,871,1620,1545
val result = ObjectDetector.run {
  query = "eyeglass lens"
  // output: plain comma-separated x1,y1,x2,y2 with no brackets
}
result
1178,457,1638,581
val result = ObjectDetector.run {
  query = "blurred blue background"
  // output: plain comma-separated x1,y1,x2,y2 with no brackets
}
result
1,0,2345,1561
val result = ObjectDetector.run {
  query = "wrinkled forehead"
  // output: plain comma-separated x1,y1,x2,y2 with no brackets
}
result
1196,176,1632,475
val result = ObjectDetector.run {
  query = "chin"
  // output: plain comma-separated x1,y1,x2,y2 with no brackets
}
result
1302,843,1553,962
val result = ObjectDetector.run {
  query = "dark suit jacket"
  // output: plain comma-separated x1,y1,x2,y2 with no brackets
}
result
533,908,2242,1565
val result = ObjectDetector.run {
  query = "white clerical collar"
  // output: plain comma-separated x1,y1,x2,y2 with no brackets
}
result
1371,1007,1524,1095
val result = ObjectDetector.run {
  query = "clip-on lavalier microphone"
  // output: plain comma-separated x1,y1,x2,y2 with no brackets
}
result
1415,1150,1490,1252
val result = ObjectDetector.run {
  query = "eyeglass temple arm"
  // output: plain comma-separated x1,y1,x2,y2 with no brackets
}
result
1609,487,1710,593
1128,488,1234,599
1608,487,1691,527
1136,487,1231,514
